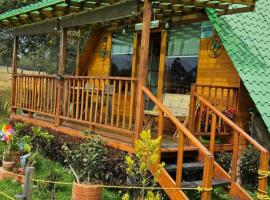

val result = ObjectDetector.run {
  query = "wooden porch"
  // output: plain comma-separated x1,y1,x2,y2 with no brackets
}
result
10,73,269,200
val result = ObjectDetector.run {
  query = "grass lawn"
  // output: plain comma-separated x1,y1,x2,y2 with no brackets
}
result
0,153,122,200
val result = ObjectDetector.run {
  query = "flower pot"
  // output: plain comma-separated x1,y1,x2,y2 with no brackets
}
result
2,161,15,171
72,182,103,200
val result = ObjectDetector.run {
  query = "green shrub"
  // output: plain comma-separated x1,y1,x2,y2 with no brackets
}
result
215,152,232,172
239,145,260,190
62,136,107,184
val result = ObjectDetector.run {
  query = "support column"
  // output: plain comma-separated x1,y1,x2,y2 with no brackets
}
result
55,28,67,126
75,30,81,76
134,0,152,144
157,30,167,99
11,36,18,114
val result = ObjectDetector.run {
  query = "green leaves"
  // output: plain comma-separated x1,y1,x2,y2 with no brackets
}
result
62,136,107,184
124,130,163,200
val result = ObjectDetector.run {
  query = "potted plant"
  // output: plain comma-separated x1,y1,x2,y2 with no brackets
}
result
0,124,18,171
62,136,107,200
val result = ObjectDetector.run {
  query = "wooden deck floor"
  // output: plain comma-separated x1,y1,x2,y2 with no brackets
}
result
11,113,233,153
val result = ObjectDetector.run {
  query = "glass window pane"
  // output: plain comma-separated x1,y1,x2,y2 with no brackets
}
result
165,23,201,94
111,32,134,77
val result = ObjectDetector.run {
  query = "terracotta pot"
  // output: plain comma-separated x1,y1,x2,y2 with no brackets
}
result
2,161,15,171
72,182,103,200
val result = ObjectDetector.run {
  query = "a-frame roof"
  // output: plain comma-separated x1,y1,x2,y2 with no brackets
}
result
207,0,270,132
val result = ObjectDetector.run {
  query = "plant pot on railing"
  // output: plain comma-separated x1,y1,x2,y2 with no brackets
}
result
72,181,103,200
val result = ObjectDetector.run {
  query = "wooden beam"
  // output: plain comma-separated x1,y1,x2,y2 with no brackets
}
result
55,28,67,126
59,1,138,28
134,0,152,144
11,36,18,114
75,30,81,76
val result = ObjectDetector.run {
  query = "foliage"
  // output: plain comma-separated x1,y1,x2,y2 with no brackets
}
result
124,130,164,200
239,145,260,190
215,151,232,172
62,136,107,184
0,91,10,117
103,148,127,185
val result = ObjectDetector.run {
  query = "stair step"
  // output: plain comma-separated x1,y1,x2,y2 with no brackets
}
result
165,162,204,172
182,179,230,188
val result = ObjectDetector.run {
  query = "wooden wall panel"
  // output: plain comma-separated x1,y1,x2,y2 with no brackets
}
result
87,32,112,76
197,38,240,87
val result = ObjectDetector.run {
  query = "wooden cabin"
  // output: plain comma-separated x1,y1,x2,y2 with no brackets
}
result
1,0,269,199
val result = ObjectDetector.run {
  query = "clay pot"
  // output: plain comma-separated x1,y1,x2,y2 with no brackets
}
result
72,182,103,200
2,161,15,171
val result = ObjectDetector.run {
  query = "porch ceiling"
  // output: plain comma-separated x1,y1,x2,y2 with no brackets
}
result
0,0,255,30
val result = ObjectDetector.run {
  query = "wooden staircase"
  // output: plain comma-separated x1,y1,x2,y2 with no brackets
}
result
142,85,269,200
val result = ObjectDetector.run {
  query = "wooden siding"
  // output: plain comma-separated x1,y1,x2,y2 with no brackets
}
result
87,32,112,76
197,38,240,87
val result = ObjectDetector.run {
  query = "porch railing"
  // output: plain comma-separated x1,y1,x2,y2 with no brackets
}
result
189,84,269,198
13,74,138,135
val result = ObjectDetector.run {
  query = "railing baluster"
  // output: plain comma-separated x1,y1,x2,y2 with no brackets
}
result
67,78,71,118
176,131,184,187
84,79,90,121
231,131,239,182
99,79,105,123
71,79,76,118
209,114,216,154
105,79,110,125
157,109,164,163
75,79,80,119
94,79,100,123
116,80,122,127
89,79,95,126
204,107,210,133
129,80,135,130
111,80,116,126
63,79,67,116
122,81,128,128
80,79,85,120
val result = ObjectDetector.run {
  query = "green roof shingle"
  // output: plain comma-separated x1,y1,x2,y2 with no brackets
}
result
207,0,270,132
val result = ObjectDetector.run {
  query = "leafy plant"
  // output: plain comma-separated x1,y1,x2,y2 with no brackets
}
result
0,95,9,117
123,130,164,200
239,145,260,190
62,136,107,184
215,152,232,172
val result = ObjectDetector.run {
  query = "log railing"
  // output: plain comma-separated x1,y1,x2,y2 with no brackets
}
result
190,85,269,198
14,74,57,117
142,86,214,200
13,74,138,134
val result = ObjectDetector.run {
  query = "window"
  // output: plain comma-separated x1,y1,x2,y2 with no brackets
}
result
111,32,134,77
164,23,201,94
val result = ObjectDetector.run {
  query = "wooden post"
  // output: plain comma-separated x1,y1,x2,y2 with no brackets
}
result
258,151,269,198
188,84,196,132
157,30,167,99
134,0,152,144
231,131,239,182
15,167,34,200
75,30,81,76
201,155,214,200
55,28,67,126
11,36,18,114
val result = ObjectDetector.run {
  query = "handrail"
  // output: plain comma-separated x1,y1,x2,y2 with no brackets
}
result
142,86,212,157
194,93,268,153
14,74,139,81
